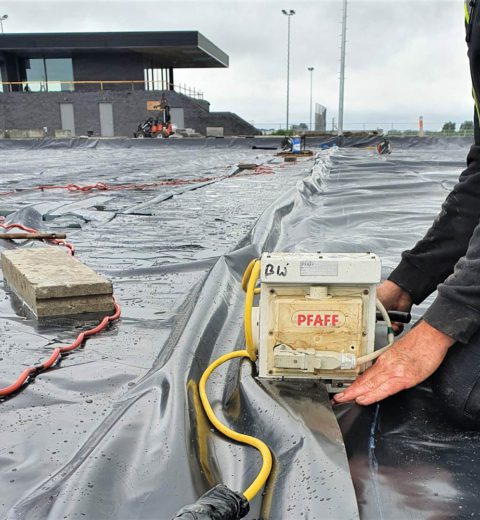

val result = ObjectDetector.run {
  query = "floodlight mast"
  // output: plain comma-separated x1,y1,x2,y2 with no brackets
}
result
282,9,296,133
308,67,314,131
338,0,347,136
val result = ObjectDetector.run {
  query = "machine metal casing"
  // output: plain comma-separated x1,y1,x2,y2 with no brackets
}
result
256,252,381,389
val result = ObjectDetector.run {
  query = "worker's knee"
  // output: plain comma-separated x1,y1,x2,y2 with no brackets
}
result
432,378,480,429
431,340,480,430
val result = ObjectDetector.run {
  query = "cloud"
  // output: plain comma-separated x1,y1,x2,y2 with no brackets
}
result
0,0,472,130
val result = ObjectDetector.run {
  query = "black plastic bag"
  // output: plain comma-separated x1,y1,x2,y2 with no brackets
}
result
172,485,249,520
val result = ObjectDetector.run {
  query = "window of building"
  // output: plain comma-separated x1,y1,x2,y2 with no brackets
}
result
45,59,74,92
20,58,74,92
24,58,47,91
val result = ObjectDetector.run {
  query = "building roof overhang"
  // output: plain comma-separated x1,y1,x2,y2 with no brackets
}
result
0,31,229,68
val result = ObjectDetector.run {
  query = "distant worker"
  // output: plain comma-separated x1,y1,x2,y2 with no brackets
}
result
334,2,480,429
281,136,293,152
158,94,171,125
376,138,392,155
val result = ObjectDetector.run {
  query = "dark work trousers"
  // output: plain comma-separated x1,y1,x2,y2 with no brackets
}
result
430,3,480,428
432,329,480,429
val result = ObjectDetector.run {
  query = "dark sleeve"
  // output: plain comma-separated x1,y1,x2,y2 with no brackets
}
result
423,219,480,343
388,145,480,305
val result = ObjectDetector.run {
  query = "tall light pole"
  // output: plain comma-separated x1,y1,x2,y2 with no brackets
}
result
308,66,314,131
338,0,348,136
282,9,295,133
0,15,8,34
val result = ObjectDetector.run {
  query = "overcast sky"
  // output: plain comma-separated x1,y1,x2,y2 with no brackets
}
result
0,0,472,131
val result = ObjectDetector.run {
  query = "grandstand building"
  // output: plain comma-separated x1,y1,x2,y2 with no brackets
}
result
0,31,259,137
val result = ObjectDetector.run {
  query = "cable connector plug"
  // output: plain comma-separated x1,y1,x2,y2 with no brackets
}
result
317,351,357,370
273,344,357,371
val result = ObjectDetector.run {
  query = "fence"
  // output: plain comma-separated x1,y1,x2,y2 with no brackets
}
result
255,122,474,137
345,122,473,136
0,80,204,99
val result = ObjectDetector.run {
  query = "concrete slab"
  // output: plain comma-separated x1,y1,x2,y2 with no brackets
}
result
5,129,46,139
1,248,114,317
54,129,72,138
35,294,114,318
206,126,224,137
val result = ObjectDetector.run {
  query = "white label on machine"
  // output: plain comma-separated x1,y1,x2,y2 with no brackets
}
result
300,261,338,277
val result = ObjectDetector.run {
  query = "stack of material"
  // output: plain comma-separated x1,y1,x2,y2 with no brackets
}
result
1,248,113,317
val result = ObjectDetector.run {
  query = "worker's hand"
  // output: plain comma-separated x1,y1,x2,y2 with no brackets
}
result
377,280,413,334
333,320,455,406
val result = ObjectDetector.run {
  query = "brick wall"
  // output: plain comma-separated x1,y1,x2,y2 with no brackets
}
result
0,90,260,137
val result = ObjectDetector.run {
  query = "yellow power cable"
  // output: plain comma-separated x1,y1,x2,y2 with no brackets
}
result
199,350,273,502
198,258,272,503
241,258,261,296
241,258,257,292
244,260,261,361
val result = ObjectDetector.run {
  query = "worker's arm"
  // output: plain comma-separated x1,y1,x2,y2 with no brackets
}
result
422,215,480,342
333,321,455,405
388,145,480,306
336,214,480,406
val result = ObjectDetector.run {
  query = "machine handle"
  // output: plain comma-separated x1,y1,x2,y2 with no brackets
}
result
376,310,411,324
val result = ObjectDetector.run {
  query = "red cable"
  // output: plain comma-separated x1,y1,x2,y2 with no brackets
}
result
0,301,121,397
67,182,108,192
37,177,218,193
0,169,276,197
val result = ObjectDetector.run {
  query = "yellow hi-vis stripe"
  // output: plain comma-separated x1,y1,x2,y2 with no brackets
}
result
473,87,480,123
466,1,470,24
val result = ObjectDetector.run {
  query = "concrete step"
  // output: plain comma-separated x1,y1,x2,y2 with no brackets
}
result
1,248,114,317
